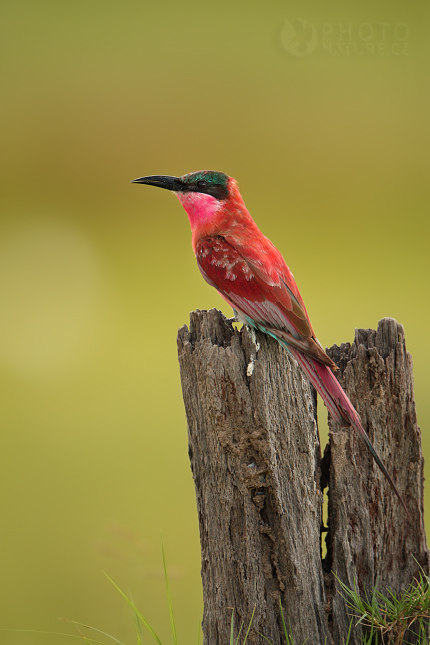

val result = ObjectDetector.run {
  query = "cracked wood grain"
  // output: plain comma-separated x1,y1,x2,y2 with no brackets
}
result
177,310,427,645
325,318,428,645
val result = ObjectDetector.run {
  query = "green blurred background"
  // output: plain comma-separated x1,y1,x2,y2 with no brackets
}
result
1,1,429,643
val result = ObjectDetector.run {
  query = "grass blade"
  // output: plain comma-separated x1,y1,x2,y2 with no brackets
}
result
63,620,126,645
242,606,256,645
0,629,110,645
129,590,144,645
103,572,163,645
230,610,235,645
162,541,178,645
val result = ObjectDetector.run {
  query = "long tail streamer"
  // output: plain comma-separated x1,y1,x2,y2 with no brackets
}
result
282,342,410,519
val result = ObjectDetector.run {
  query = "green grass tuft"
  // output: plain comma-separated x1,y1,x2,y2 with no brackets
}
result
334,566,430,644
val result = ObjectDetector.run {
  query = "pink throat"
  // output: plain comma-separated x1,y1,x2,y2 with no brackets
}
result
175,192,221,230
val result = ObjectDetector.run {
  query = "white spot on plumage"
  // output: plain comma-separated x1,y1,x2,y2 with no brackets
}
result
210,253,245,281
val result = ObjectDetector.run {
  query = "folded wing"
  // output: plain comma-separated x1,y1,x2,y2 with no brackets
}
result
195,236,336,370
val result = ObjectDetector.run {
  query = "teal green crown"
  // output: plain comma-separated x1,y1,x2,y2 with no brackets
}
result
181,170,229,200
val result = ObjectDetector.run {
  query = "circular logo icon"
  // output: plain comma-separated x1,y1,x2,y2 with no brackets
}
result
280,19,318,57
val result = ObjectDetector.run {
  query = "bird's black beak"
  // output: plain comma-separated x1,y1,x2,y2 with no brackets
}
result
131,175,184,192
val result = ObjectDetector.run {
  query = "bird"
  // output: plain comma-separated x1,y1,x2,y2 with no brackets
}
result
132,169,409,517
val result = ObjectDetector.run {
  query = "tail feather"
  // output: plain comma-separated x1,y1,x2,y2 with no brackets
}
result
283,342,411,519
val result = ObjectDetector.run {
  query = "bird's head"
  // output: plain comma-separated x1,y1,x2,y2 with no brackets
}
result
131,170,244,234
132,170,231,200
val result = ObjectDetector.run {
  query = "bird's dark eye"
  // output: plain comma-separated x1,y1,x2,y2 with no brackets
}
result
197,180,207,190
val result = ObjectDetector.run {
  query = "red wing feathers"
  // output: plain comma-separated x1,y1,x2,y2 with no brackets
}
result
195,236,336,369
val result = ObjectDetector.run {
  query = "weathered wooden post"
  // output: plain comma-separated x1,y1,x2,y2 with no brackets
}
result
177,309,427,645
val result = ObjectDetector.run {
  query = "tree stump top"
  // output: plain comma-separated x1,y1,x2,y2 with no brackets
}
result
177,310,428,645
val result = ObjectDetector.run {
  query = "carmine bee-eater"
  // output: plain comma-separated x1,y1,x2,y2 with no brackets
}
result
132,169,409,517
